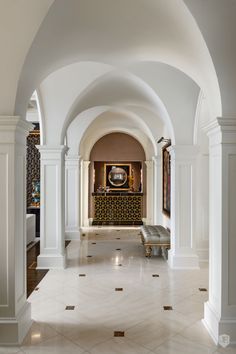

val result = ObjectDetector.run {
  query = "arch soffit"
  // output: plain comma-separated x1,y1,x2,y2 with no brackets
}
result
81,128,152,161
67,107,158,159
60,69,175,145
14,0,221,122
66,106,163,154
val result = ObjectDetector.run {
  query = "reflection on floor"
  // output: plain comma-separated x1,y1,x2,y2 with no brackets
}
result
3,229,234,354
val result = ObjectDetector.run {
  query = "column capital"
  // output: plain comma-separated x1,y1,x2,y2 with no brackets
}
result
203,117,236,133
168,145,199,160
82,160,91,168
65,154,81,162
36,145,69,159
0,116,33,143
203,117,236,146
145,160,153,169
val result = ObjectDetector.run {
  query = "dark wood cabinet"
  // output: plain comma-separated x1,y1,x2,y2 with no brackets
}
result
27,207,40,237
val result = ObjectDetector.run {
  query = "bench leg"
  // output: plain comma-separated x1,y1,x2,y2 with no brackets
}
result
145,245,152,257
161,246,168,260
141,234,145,245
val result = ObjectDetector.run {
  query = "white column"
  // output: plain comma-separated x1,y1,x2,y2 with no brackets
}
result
203,119,236,345
168,145,199,269
152,155,162,225
0,116,32,344
65,155,81,239
37,145,68,269
145,160,154,224
195,152,209,261
81,160,90,227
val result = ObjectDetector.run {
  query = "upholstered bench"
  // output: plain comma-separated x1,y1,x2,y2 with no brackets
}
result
140,225,170,259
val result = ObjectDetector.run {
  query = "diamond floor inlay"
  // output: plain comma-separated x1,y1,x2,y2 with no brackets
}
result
163,305,173,310
11,228,225,354
115,288,123,291
114,331,125,337
65,306,75,310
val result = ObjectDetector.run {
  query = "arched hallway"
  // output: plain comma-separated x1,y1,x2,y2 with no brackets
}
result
19,228,213,354
1,0,236,348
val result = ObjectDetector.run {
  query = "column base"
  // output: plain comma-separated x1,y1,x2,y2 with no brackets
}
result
65,228,81,240
203,301,236,345
83,219,90,227
37,254,66,269
197,248,209,262
0,302,32,345
168,249,199,269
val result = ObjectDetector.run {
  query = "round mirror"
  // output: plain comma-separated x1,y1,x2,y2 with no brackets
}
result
108,166,127,187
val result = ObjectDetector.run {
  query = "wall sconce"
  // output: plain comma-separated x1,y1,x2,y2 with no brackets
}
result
157,137,171,144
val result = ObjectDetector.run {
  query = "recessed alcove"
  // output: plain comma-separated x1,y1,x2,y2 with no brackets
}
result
89,132,146,225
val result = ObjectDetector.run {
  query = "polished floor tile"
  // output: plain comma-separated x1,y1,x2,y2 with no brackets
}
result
89,338,150,354
151,334,216,354
0,349,25,354
21,335,85,354
215,347,236,353
1,228,230,353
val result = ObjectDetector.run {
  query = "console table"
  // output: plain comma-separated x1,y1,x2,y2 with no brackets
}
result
92,192,143,225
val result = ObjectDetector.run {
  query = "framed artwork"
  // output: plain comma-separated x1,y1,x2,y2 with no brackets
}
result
162,143,171,217
104,163,131,190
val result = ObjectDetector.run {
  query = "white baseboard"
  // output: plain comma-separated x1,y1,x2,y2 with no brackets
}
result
197,248,209,262
203,301,236,345
168,249,200,269
37,254,66,269
65,229,81,240
0,302,32,345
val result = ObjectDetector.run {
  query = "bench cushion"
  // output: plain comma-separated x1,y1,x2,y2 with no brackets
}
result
144,234,170,243
141,225,170,244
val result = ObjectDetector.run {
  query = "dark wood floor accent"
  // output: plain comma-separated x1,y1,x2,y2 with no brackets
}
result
27,242,48,298
27,240,71,298
65,240,71,247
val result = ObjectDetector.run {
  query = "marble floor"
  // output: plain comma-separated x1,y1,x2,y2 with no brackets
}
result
2,228,236,354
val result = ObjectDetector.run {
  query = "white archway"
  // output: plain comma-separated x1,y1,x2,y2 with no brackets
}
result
4,0,236,346
65,109,161,232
